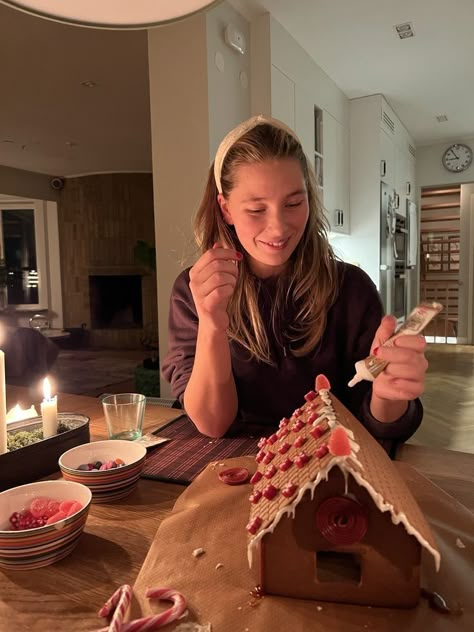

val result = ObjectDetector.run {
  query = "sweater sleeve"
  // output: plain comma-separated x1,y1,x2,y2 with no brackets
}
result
161,270,198,404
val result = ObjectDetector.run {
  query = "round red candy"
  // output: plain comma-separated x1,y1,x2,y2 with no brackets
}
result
316,497,368,545
315,374,331,392
218,467,249,485
328,426,352,457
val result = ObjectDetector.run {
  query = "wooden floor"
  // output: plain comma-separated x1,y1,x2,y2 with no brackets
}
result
409,343,474,454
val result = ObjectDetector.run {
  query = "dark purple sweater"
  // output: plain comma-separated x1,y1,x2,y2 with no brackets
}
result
162,262,422,454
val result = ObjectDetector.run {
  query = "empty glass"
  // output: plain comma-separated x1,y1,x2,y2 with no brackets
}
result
102,393,146,441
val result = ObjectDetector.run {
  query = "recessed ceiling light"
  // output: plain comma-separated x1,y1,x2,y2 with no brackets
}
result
0,139,15,143
394,22,415,39
65,140,78,147
81,80,98,88
436,115,448,123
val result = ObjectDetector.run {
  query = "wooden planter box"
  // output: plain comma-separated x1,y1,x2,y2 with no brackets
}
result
1,414,90,492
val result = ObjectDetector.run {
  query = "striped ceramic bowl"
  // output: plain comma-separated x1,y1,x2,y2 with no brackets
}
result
59,440,147,503
0,480,91,570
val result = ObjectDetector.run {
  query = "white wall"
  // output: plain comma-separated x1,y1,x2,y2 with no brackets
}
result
206,2,251,158
417,137,474,188
0,165,58,202
148,3,251,397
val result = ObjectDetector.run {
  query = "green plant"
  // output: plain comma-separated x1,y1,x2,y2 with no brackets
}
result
133,240,156,273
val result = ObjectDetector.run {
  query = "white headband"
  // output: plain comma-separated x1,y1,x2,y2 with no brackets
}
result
213,114,301,194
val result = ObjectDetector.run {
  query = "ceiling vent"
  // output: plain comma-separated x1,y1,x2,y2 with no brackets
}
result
408,144,416,158
436,114,448,123
394,22,415,39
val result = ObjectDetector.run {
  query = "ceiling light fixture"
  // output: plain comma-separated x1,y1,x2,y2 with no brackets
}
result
0,1,221,29
436,115,448,123
81,80,97,88
394,22,415,39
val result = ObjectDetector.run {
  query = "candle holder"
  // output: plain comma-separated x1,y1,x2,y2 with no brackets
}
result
0,413,90,491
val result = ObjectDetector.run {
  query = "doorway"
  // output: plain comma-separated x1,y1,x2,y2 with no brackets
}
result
419,185,460,342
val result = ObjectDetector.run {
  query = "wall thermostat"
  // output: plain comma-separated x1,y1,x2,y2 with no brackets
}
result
225,24,246,55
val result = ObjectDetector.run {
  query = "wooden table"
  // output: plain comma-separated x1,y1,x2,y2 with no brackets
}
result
2,388,473,631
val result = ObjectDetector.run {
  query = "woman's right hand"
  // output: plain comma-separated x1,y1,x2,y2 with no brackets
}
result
189,244,242,332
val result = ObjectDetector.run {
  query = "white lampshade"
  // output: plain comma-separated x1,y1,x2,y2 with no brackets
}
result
0,0,221,29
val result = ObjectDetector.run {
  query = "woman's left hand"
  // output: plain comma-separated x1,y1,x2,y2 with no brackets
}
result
370,315,428,404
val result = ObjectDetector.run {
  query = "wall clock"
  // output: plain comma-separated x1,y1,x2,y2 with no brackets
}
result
442,143,473,173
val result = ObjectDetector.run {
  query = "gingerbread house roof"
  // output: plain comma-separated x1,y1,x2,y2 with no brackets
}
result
246,377,440,571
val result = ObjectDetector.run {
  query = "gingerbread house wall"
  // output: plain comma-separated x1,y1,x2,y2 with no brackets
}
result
260,468,421,608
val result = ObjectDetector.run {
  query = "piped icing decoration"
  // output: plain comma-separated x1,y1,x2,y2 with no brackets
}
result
328,426,352,457
316,496,368,545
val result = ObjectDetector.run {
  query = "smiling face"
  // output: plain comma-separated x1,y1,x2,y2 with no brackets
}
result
218,158,309,278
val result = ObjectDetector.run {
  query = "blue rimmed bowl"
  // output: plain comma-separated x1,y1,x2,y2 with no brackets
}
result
59,440,146,503
0,480,91,570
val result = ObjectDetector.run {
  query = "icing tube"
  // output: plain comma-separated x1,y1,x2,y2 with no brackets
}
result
348,301,443,387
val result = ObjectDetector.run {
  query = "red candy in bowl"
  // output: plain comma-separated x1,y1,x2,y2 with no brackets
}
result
0,480,91,570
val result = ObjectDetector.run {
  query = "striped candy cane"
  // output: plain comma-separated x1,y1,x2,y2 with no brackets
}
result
95,587,187,632
97,584,132,632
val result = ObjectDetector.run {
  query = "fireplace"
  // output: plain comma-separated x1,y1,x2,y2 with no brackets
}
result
89,275,143,329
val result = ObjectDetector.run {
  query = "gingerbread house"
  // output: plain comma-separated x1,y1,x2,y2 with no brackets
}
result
246,375,440,608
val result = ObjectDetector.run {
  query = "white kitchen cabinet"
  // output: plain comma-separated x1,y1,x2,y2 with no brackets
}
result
380,128,396,189
323,111,349,233
346,94,416,288
271,65,295,130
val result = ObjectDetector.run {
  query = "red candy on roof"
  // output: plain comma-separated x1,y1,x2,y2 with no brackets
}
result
315,374,331,392
328,426,352,457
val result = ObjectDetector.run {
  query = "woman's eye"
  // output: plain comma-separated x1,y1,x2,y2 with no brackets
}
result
248,208,265,214
286,200,303,208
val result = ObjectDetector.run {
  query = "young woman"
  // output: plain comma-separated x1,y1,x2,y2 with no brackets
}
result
162,115,426,453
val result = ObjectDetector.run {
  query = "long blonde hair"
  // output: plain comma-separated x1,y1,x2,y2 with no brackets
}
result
194,123,339,364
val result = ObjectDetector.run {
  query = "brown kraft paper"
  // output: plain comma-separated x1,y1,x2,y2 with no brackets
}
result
131,457,473,632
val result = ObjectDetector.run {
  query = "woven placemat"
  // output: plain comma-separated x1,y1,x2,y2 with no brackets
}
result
141,415,260,484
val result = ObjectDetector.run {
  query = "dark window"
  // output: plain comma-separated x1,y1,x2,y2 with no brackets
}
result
2,209,38,305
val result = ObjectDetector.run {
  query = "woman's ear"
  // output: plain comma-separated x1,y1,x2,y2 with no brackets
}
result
218,193,233,225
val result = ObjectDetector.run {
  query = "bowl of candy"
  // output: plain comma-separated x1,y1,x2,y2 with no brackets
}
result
0,480,91,570
59,440,147,503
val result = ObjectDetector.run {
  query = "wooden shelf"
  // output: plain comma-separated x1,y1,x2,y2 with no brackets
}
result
420,227,460,233
420,215,459,223
421,202,460,210
421,187,461,197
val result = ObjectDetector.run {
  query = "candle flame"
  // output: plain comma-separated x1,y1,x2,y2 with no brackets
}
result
43,377,52,400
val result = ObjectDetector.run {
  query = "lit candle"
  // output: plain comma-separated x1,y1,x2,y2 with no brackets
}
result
0,350,6,454
41,377,58,438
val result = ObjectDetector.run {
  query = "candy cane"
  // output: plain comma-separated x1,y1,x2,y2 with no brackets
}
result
95,587,187,632
97,584,132,632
